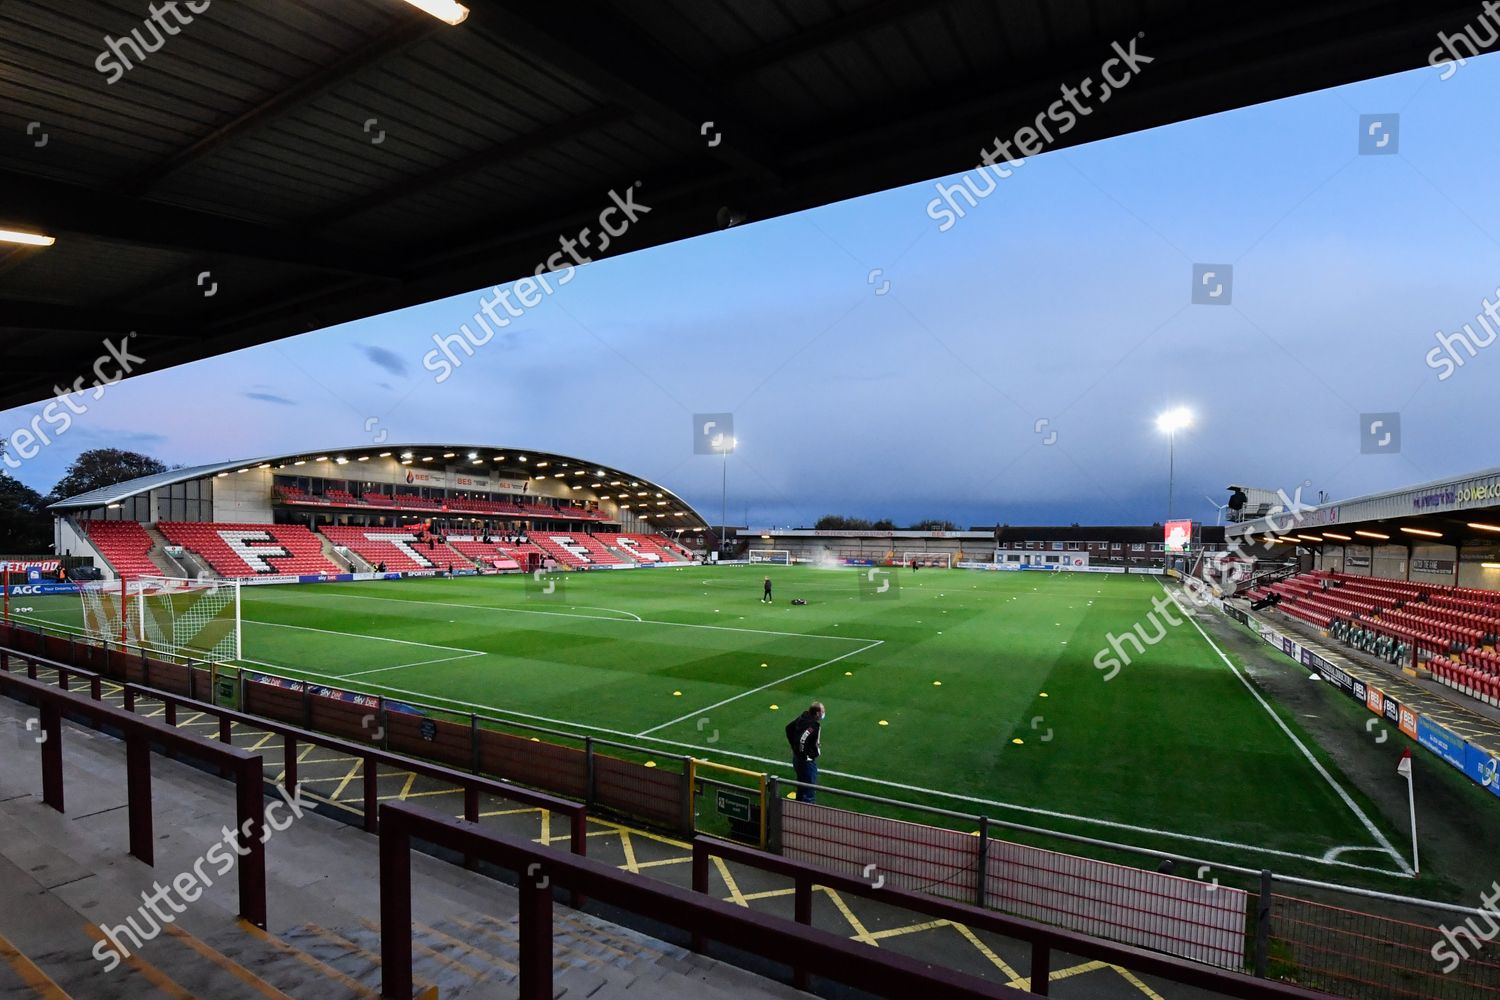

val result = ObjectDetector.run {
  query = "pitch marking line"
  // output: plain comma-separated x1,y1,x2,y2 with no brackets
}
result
278,590,879,644
636,639,884,736
1162,580,1414,876
250,665,1408,877
246,619,484,655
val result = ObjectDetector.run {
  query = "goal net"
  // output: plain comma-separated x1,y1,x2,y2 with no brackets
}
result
80,577,241,663
748,549,791,565
902,552,952,568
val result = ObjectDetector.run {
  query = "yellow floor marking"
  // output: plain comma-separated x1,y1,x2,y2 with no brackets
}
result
822,888,877,944
235,919,377,999
82,924,195,1000
328,758,365,800
396,772,417,800
866,918,950,940
0,927,72,999
1113,964,1168,999
618,828,640,873
161,924,296,1000
1008,959,1109,990
738,887,796,902
632,856,692,870
246,732,279,752
712,856,748,907
404,787,462,800
950,921,1021,979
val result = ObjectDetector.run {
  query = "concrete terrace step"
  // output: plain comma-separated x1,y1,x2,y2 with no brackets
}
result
0,695,811,1000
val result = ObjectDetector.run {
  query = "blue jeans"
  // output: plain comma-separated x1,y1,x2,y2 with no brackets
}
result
793,757,818,802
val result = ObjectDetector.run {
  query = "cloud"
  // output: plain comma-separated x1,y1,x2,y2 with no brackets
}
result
361,345,408,378
243,391,296,406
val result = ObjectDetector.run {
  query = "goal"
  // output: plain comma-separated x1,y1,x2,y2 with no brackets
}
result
80,577,241,663
902,552,952,568
748,549,792,565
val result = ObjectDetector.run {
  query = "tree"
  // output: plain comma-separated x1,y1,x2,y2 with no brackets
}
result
816,515,870,530
0,450,51,553
49,448,167,502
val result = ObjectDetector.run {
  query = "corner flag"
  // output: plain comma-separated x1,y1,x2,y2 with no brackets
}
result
1397,748,1412,778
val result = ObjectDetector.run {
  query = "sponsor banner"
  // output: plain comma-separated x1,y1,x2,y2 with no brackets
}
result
1127,567,1166,575
1411,558,1455,576
1238,608,1500,799
247,672,382,710
1,583,79,596
1345,553,1371,569
399,467,529,492
0,559,61,572
403,570,439,578
1417,716,1467,771
298,573,354,584
1299,647,1354,693
1383,694,1401,728
238,575,301,586
1464,742,1500,800
1397,702,1418,740
1225,605,1248,625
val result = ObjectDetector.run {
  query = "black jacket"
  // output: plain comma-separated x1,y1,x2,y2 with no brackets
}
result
786,711,821,761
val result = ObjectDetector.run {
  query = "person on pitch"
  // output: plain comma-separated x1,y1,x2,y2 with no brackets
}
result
786,701,825,802
762,575,773,603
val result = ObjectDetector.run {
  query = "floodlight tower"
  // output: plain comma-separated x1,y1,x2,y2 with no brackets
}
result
1156,407,1193,522
719,435,736,555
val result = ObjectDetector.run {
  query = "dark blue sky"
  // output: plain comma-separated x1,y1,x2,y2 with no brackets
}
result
4,55,1497,529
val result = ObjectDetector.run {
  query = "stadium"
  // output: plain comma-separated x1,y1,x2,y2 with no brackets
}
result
3,3,1500,1000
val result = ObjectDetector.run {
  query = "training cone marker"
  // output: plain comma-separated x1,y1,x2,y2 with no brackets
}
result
878,720,889,726
673,690,682,696
1040,692,1048,698
761,662,768,667
933,680,942,686
770,704,778,710
645,761,656,768
1012,738,1024,745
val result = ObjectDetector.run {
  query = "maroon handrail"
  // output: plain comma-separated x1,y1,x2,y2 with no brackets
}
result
691,836,1332,999
379,801,1013,1000
0,666,267,928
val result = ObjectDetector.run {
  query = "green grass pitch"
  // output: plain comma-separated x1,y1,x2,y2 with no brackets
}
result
11,566,1412,883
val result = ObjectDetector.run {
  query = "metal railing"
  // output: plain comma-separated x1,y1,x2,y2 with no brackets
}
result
0,662,268,928
379,801,1015,1000
690,835,1331,998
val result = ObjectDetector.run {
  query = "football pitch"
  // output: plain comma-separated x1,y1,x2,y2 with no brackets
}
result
12,566,1414,883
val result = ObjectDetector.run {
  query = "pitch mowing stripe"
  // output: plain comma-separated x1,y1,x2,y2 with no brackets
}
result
634,639,883,736
246,619,484,654
244,661,1409,877
271,590,879,644
1164,580,1414,876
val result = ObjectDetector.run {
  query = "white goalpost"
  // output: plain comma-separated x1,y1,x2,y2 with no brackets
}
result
901,552,953,568
748,549,792,565
80,576,242,663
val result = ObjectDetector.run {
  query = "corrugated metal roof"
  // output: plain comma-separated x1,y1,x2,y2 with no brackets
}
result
46,442,706,527
2,0,1479,408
